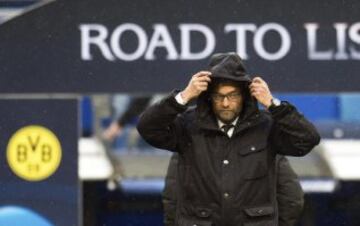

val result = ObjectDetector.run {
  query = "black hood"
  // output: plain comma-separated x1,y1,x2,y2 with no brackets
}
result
196,52,259,130
208,52,252,83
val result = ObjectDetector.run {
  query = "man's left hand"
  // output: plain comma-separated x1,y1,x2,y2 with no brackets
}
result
249,77,273,109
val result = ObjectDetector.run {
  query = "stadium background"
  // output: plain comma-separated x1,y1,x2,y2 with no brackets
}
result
1,1,360,226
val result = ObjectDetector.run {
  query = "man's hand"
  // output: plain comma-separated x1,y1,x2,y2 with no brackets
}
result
249,77,273,109
181,71,212,103
102,122,123,141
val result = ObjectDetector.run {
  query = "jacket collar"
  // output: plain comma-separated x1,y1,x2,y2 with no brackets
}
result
195,96,261,134
217,117,239,129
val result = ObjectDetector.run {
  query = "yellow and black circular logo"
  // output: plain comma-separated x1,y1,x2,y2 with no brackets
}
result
6,125,62,181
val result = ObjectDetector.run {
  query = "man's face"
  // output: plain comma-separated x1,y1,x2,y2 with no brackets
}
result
211,83,243,124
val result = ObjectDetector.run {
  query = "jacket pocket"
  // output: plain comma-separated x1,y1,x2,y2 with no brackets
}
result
243,205,275,226
244,206,274,217
178,207,213,226
238,140,267,156
195,207,212,218
178,216,213,226
238,141,268,180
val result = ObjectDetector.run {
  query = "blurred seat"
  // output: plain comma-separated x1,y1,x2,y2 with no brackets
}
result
79,137,114,180
276,93,339,121
339,93,360,122
314,121,360,139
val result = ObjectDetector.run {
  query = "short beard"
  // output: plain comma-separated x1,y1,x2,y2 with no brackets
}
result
216,110,239,124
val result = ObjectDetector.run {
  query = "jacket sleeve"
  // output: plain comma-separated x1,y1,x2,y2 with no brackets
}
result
276,156,304,226
269,101,321,156
136,91,187,152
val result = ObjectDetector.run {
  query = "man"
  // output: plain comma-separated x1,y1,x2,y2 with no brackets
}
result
163,154,304,226
137,52,320,226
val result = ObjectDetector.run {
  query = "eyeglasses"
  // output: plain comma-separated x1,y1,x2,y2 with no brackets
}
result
211,92,242,102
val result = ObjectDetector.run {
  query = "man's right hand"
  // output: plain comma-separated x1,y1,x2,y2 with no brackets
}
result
180,71,212,103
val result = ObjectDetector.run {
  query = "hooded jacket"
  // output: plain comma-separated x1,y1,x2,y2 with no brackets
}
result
163,154,304,226
137,52,320,226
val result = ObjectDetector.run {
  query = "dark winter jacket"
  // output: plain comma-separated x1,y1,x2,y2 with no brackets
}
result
163,153,179,226
276,155,304,226
137,53,320,226
163,154,304,226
